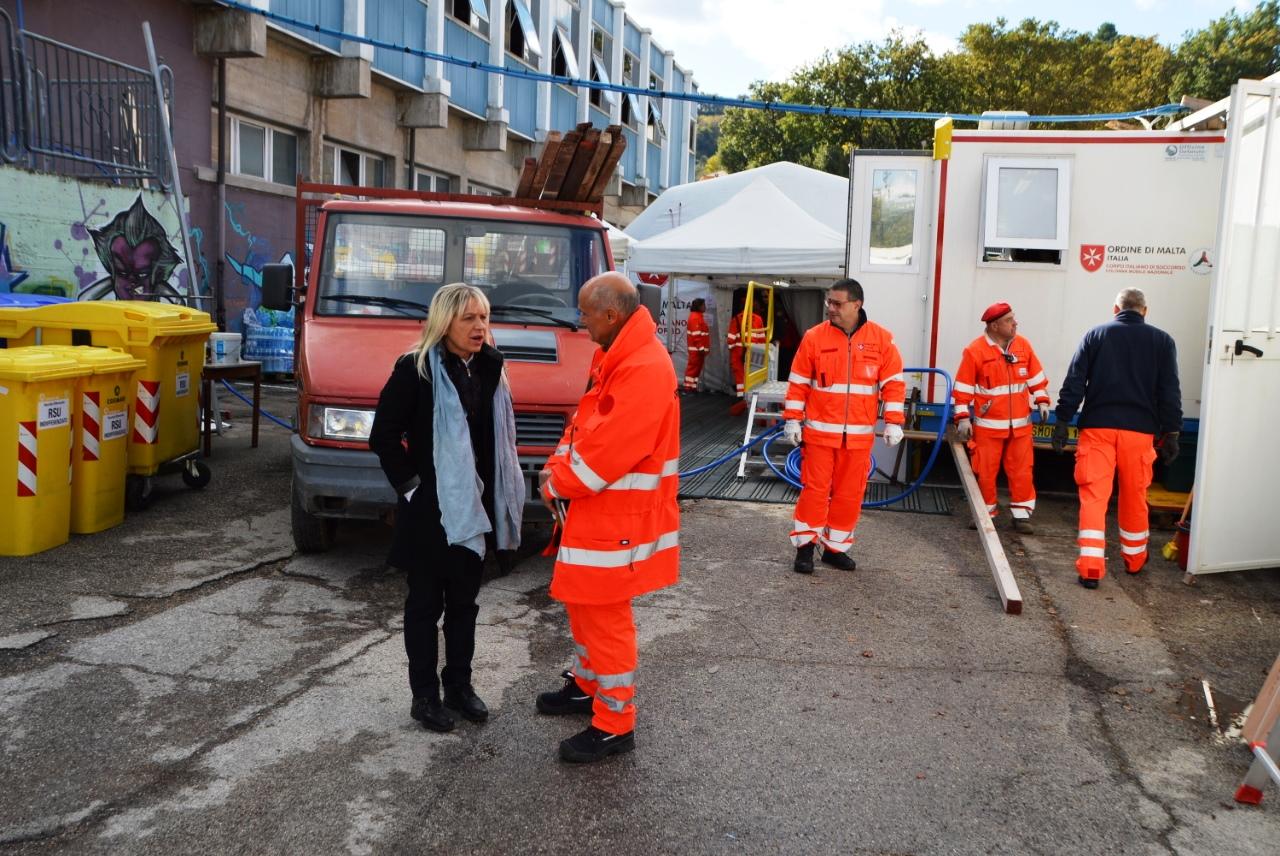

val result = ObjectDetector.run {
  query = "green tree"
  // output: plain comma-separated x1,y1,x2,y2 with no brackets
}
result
1170,1,1280,102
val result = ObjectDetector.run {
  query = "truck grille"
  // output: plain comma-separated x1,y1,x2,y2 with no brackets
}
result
515,412,566,448
492,328,558,363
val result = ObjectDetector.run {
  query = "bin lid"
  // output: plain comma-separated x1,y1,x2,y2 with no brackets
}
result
0,293,72,307
36,345,147,375
0,347,86,382
10,300,218,340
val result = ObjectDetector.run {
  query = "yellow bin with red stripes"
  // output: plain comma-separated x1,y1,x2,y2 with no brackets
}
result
0,302,216,476
39,347,146,533
0,348,86,556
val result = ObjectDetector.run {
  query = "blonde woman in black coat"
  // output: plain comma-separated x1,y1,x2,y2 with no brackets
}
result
369,283,523,733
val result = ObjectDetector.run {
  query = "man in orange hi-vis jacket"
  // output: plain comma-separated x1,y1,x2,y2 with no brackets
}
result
951,302,1051,535
782,278,905,574
726,300,766,404
536,272,680,764
683,297,710,392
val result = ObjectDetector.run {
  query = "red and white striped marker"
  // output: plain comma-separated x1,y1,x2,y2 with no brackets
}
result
82,391,101,462
17,421,37,497
133,379,160,445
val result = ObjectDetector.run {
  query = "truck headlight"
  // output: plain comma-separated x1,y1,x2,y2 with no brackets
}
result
309,405,375,441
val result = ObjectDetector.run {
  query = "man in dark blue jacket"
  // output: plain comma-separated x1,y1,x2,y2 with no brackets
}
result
1053,288,1182,589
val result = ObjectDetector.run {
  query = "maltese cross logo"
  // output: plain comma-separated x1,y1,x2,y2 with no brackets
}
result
1080,244,1105,273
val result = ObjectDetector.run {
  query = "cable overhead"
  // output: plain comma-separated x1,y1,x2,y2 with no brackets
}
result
217,0,1188,124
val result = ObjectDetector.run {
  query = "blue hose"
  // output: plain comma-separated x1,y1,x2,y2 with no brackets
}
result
680,368,955,509
220,379,294,430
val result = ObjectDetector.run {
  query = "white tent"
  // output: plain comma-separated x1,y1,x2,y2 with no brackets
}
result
627,178,846,276
602,220,631,267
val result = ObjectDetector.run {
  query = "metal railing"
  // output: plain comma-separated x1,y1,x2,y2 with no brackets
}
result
0,7,171,184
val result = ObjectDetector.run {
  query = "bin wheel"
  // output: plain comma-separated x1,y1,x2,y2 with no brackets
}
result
182,460,212,489
125,475,152,511
291,483,336,553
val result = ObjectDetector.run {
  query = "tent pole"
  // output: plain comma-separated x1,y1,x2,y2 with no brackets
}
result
665,274,677,351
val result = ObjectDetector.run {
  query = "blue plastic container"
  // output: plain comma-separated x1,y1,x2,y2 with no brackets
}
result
0,293,72,307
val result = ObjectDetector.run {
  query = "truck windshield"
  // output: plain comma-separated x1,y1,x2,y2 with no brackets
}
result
315,213,607,325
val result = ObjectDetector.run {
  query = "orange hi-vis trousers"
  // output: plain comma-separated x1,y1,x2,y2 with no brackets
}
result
970,431,1036,520
684,349,707,390
566,600,638,735
790,443,872,553
1074,428,1157,580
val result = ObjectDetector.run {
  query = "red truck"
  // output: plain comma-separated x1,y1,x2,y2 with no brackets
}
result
261,181,616,552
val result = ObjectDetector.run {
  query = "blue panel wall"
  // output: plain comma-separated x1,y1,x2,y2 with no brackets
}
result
589,104,610,130
623,21,640,55
367,0,426,86
444,20,489,117
505,58,538,138
647,144,662,190
271,0,342,52
592,1,612,30
551,86,577,133
621,126,638,183
649,43,664,78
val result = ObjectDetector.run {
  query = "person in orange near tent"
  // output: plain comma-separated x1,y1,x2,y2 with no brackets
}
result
781,278,905,574
536,272,680,763
683,298,711,393
726,292,766,413
1053,287,1182,590
951,302,1052,535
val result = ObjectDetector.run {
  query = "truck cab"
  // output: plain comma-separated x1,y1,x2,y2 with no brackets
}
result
264,187,611,552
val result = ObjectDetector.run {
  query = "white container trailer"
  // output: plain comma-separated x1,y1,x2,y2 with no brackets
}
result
846,123,1226,431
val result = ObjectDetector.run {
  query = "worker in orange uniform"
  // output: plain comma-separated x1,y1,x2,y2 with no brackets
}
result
951,302,1052,534
782,278,905,574
1053,287,1182,589
536,272,681,763
726,297,766,413
683,297,710,393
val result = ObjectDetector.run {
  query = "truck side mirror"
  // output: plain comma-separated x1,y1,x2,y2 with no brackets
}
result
637,283,662,326
260,263,294,312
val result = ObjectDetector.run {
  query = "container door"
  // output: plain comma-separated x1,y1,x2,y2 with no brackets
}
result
846,152,935,481
1188,79,1280,575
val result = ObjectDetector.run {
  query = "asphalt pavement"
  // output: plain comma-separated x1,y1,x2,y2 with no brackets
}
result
2,385,1279,855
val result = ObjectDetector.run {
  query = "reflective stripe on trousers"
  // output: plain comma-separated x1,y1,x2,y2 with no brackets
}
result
790,444,870,552
565,599,638,734
1074,428,1156,579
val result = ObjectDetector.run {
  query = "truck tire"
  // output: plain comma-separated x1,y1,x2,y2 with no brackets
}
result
291,483,335,553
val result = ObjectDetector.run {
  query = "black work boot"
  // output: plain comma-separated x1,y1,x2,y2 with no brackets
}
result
536,671,594,715
1078,576,1100,590
821,549,857,571
410,695,456,732
559,725,636,763
443,684,489,723
793,543,816,574
1012,517,1035,535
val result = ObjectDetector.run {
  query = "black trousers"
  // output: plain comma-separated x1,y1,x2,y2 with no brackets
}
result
403,543,483,699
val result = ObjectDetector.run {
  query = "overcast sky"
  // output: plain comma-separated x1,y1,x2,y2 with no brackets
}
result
622,0,1257,98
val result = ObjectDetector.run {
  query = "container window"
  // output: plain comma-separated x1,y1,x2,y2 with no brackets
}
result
867,169,917,267
982,156,1071,263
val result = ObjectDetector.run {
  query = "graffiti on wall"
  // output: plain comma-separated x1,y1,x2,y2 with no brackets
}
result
79,195,185,301
1,223,29,290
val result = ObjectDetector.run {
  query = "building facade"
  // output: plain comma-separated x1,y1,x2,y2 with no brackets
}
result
0,0,696,329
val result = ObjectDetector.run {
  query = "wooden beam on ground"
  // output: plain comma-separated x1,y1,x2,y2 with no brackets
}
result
556,126,601,201
1244,651,1280,743
540,126,583,199
583,127,627,203
573,131,613,202
514,157,538,199
949,438,1023,615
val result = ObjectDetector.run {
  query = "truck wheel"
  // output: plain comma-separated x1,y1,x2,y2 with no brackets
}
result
291,484,335,553
182,460,212,489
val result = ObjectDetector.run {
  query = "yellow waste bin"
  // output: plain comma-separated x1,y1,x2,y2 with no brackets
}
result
0,348,86,556
40,346,146,534
0,301,216,478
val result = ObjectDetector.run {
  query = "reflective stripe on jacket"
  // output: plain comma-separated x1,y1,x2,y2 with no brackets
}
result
686,311,711,353
952,334,1050,436
782,315,905,449
544,309,681,605
725,312,766,353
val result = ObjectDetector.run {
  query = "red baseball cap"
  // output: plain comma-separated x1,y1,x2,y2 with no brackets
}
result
981,302,1012,323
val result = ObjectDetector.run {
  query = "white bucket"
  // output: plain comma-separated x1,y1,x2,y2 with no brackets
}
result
209,332,242,365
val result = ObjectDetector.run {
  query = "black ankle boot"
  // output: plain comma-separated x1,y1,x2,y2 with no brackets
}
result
536,671,594,715
410,696,456,732
443,684,489,722
559,725,635,763
793,543,816,574
821,549,856,571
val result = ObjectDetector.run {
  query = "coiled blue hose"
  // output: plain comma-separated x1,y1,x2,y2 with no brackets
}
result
679,368,955,509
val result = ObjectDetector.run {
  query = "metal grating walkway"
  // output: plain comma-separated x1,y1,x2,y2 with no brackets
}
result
677,392,954,514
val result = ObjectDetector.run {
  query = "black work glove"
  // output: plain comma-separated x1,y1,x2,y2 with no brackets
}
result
1159,432,1180,465
1051,421,1070,454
